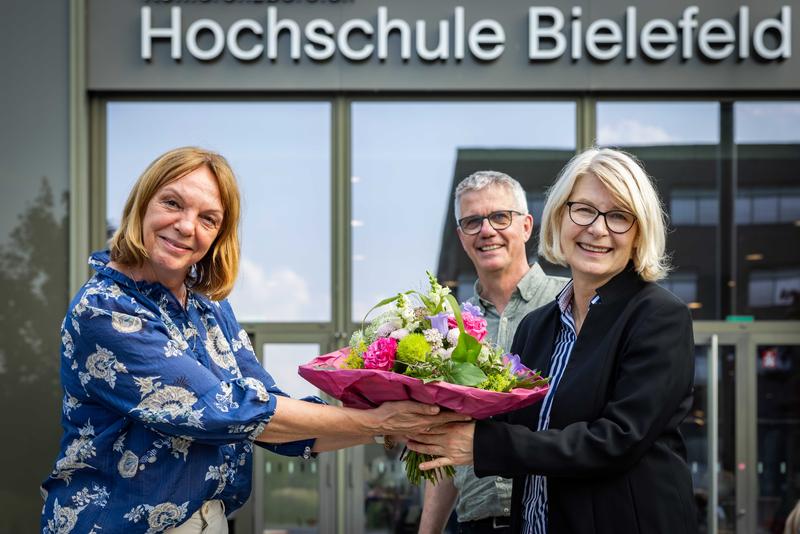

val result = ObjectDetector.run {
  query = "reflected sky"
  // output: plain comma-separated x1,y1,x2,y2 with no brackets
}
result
351,101,576,319
107,102,331,322
597,102,720,146
735,102,800,143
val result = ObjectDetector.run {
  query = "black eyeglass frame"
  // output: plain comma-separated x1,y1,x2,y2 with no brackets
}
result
565,201,637,234
457,210,525,235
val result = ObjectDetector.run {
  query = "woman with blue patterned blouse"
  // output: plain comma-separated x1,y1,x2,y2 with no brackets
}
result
41,147,467,534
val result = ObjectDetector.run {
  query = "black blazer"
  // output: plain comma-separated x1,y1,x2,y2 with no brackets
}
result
474,265,697,534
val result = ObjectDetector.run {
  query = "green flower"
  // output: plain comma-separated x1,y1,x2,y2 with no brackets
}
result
396,333,431,364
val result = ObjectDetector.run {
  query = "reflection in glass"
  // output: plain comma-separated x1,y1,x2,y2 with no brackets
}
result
262,343,322,534
106,102,331,322
351,101,576,320
681,344,736,534
597,102,721,319
735,102,800,319
756,345,800,533
363,444,420,534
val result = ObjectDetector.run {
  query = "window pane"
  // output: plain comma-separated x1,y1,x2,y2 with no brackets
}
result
597,102,720,318
106,102,331,322
351,101,576,320
735,102,800,319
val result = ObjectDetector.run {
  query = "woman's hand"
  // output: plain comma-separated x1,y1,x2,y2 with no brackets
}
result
368,401,471,435
405,421,476,470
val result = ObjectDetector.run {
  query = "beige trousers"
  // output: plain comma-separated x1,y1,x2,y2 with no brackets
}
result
165,500,228,534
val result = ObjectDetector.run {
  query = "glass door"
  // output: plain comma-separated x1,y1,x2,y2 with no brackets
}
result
686,329,742,534
750,335,800,533
251,337,339,534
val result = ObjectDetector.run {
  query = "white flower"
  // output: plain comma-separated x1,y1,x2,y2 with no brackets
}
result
389,328,410,340
375,322,395,338
132,384,199,425
48,499,79,534
238,377,269,402
117,450,139,478
214,383,239,413
205,325,241,377
446,328,460,346
110,311,142,333
133,376,161,397
85,345,127,389
146,502,189,532
62,330,75,360
169,437,192,460
435,347,455,360
423,328,444,349
477,345,492,364
63,393,81,419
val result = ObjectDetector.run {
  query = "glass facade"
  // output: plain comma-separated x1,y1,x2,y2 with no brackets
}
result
93,97,800,534
350,101,576,318
734,103,800,320
106,102,332,323
597,101,722,319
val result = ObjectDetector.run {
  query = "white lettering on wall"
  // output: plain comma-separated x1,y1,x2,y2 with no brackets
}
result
137,5,792,64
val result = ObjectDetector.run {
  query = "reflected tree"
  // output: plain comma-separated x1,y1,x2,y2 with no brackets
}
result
0,177,68,532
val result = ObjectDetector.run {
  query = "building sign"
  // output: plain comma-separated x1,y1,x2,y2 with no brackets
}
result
87,0,798,92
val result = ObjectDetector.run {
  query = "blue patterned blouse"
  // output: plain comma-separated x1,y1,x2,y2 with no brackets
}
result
41,251,319,534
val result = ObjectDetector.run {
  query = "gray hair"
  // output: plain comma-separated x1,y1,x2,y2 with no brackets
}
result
454,170,529,221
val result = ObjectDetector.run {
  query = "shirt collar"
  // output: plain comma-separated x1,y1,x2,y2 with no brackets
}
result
555,279,602,315
473,263,548,307
89,250,209,312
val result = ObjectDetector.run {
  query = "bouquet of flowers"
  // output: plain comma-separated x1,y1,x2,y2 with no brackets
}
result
299,273,549,484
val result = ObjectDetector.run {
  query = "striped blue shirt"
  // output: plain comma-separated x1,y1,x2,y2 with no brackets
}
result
521,281,601,534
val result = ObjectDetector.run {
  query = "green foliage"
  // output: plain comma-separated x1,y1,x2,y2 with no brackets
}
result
450,362,487,386
478,372,515,392
342,352,365,369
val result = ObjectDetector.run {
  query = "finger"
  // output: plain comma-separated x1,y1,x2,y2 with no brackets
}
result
419,456,453,471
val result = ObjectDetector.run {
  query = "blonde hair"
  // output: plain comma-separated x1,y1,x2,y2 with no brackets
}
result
538,148,670,282
109,147,241,300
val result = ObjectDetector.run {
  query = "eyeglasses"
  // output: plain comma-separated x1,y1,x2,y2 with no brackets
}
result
566,201,636,234
457,210,524,235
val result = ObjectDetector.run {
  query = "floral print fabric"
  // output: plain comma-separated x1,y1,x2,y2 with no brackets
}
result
41,251,318,533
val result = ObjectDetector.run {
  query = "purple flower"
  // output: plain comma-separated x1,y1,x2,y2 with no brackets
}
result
461,302,483,317
426,312,451,336
503,353,527,376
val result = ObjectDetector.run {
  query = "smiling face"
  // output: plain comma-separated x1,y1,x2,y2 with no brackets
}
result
141,165,224,286
457,184,533,280
560,173,638,288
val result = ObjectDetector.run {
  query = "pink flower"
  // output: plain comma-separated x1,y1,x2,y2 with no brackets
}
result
363,337,398,371
447,312,488,342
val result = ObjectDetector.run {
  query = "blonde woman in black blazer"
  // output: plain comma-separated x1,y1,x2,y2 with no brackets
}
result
409,148,697,534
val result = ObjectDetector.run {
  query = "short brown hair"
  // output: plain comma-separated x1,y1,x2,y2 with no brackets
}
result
109,147,241,300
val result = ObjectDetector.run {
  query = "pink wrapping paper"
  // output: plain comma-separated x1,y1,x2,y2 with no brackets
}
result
298,349,549,420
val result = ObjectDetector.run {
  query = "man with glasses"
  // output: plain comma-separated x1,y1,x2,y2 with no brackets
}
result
419,171,566,534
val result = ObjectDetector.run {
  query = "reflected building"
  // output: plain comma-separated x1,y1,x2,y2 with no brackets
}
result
437,142,800,321
2,1,800,533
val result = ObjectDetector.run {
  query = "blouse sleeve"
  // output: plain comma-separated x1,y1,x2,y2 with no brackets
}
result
215,300,325,456
66,290,283,447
